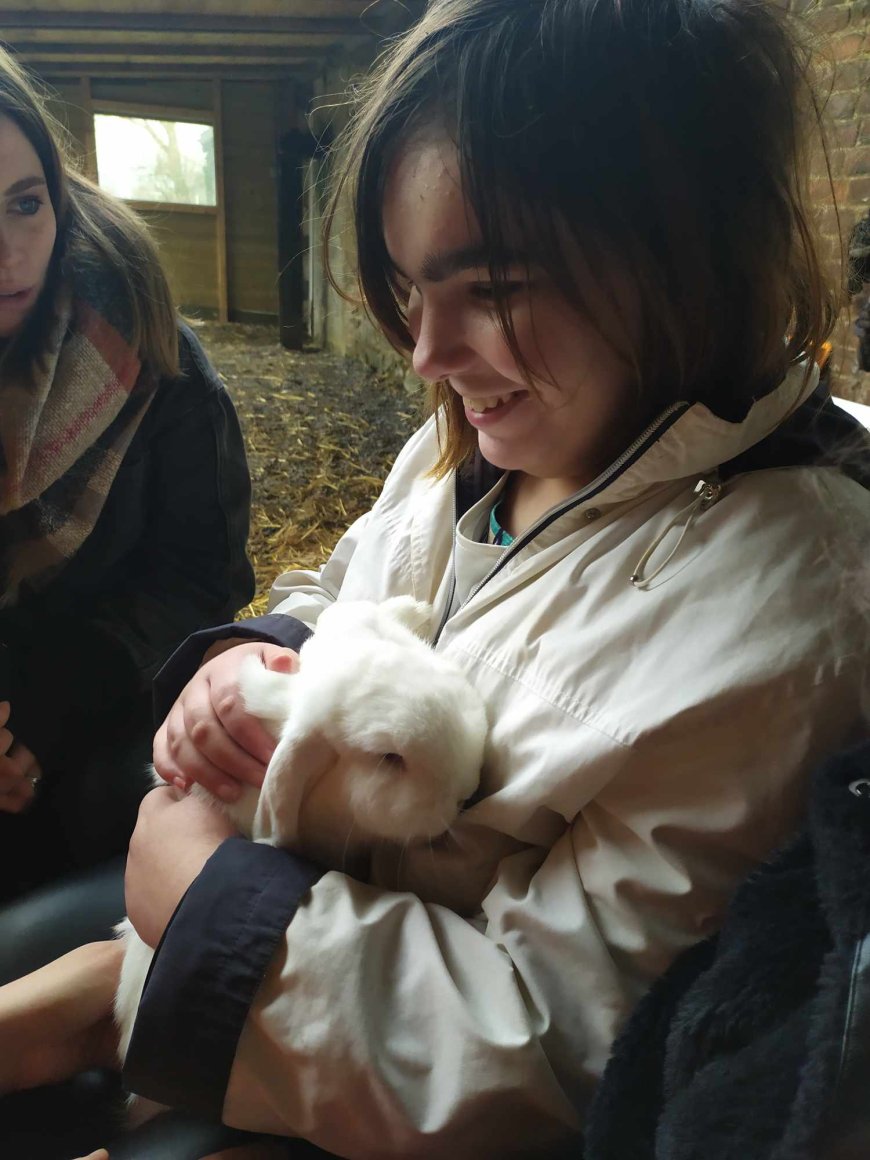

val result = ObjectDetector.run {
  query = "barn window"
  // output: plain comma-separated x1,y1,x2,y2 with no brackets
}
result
93,113,217,207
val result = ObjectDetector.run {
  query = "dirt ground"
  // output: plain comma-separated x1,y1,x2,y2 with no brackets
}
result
190,320,423,615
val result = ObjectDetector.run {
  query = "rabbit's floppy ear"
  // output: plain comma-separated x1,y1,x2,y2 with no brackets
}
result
251,723,338,846
379,595,432,638
238,654,296,739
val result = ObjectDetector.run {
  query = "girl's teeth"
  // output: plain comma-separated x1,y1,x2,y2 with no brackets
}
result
467,393,514,413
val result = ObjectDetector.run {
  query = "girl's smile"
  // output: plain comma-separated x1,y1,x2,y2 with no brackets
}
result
461,388,528,426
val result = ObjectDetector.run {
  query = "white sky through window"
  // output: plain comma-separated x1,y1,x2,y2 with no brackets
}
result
94,114,216,206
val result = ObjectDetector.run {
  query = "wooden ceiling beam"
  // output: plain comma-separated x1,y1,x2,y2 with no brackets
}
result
18,42,328,59
42,64,319,81
0,11,375,36
23,52,321,67
1,0,378,13
1,29,357,48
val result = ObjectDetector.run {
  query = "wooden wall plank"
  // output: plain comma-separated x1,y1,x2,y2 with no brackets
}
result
222,80,280,320
138,208,219,310
212,78,229,324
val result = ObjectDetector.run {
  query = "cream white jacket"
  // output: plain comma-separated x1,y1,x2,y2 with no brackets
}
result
129,365,870,1158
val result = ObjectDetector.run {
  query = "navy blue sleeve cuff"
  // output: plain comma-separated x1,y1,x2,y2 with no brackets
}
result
152,613,314,726
123,836,325,1117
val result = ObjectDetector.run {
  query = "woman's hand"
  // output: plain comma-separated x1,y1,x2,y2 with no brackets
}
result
0,701,42,815
152,642,298,803
125,786,239,949
0,940,122,1095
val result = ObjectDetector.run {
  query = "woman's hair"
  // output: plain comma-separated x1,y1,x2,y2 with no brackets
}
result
325,0,835,474
0,48,179,380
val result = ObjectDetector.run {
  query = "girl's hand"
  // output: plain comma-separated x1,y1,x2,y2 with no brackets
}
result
152,642,298,803
0,701,42,815
125,786,239,949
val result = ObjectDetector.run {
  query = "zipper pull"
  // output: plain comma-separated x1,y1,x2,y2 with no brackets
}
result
630,477,724,588
695,478,723,510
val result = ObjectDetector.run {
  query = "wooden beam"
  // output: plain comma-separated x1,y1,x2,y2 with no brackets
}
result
78,75,98,181
44,65,321,81
212,78,229,325
2,28,352,48
126,200,218,215
21,50,327,66
92,99,215,125
0,11,374,35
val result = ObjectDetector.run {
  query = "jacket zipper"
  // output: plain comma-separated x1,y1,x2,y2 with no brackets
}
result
432,400,690,645
629,477,724,588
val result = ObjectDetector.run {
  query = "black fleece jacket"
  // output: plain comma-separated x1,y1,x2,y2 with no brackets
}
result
0,321,255,773
585,740,870,1160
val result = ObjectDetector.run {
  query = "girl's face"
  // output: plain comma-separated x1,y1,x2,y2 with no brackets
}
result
0,114,56,339
382,135,639,488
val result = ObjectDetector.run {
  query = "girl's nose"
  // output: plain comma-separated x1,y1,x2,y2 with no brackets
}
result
410,298,476,382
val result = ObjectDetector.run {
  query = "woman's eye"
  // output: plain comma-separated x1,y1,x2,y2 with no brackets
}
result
471,281,526,301
13,196,42,216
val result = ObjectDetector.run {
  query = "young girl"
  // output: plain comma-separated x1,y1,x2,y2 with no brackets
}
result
2,0,869,1156
0,48,254,911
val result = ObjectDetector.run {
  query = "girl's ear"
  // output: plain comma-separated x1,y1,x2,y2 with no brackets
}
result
379,595,433,638
251,726,337,846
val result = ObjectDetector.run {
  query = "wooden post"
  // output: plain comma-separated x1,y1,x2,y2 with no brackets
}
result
212,78,229,324
277,80,315,350
78,77,98,182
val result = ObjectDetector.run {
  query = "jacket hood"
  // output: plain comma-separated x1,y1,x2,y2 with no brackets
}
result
600,359,822,505
461,361,834,517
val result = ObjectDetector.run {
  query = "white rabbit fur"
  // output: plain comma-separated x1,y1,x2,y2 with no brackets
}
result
114,596,488,1065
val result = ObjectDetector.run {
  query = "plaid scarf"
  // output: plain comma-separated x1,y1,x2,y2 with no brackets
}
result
0,261,158,604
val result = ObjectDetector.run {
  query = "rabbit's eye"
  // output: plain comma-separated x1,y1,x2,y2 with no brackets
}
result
381,753,406,771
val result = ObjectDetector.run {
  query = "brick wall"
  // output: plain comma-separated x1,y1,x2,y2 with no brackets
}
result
790,0,870,401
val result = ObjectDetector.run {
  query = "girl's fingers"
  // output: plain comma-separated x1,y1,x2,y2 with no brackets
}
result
182,676,268,785
154,718,238,802
156,691,264,802
152,642,291,800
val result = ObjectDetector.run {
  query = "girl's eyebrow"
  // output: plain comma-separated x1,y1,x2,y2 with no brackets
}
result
391,245,526,284
4,176,46,197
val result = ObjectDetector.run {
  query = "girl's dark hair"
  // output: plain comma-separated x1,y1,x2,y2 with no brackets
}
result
325,0,835,475
0,48,179,380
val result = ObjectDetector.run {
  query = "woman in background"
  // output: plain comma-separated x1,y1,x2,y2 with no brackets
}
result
0,47,254,910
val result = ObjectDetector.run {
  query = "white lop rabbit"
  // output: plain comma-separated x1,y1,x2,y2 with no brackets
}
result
114,596,488,1065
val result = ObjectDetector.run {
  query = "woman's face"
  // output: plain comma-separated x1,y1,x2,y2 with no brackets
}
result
381,134,640,489
0,114,56,339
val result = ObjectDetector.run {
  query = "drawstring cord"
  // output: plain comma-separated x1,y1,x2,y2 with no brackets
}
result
630,479,724,589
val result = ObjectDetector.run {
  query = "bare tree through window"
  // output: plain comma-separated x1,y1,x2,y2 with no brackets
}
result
94,114,216,206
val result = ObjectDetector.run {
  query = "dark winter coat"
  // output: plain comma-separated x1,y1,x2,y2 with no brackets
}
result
0,322,254,898
584,739,870,1160
0,321,254,769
